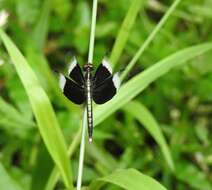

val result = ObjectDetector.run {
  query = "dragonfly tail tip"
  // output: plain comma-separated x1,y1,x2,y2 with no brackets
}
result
89,137,93,143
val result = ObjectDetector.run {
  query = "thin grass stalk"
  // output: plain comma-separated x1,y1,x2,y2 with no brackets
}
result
76,0,98,189
88,0,98,64
120,0,182,80
77,109,87,190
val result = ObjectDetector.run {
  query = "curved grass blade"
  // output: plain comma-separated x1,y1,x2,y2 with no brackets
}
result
89,168,167,190
122,101,174,170
110,0,143,67
121,0,182,80
25,0,76,112
45,129,82,190
0,163,24,190
94,42,212,126
32,0,51,50
0,29,73,190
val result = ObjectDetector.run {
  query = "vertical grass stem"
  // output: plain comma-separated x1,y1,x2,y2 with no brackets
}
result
88,0,98,64
77,0,98,189
77,109,87,190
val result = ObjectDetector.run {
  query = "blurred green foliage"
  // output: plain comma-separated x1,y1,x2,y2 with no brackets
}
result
0,0,211,190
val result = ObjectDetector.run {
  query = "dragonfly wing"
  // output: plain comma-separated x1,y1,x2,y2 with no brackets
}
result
68,57,85,86
93,73,120,104
60,74,85,104
94,58,113,87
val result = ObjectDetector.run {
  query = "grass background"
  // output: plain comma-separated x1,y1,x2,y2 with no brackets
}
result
0,0,211,189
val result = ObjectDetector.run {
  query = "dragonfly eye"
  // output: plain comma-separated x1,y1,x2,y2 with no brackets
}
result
83,63,93,71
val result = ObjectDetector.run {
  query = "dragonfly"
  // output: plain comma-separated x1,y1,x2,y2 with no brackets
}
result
59,57,120,143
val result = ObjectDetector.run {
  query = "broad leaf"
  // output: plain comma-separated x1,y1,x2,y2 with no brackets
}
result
89,169,167,190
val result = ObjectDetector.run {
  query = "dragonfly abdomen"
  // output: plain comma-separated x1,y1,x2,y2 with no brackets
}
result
85,70,93,143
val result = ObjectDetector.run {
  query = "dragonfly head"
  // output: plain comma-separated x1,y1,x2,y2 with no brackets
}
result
83,63,93,71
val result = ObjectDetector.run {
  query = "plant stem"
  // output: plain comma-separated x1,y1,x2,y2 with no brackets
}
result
77,0,98,189
88,0,98,64
120,0,182,81
77,109,87,190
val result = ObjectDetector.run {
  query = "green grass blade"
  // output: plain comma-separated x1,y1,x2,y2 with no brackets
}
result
32,0,51,50
89,168,167,190
121,0,182,80
26,49,76,113
110,0,143,67
88,0,98,63
45,129,82,190
25,0,76,112
0,29,73,190
0,97,35,127
94,42,212,125
0,163,24,190
122,101,174,170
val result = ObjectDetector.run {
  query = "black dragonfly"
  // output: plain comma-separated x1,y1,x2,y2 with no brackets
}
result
59,57,120,143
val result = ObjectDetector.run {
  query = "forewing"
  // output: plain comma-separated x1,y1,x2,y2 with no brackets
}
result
93,73,120,104
94,58,113,87
68,57,84,86
60,74,85,104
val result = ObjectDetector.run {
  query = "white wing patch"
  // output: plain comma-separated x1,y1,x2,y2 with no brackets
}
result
112,73,120,90
59,74,66,91
68,57,77,74
0,10,9,27
102,58,112,74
